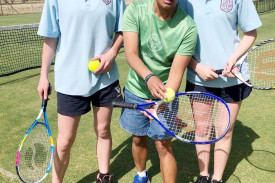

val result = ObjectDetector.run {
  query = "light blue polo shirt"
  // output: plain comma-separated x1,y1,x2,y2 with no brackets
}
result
38,0,125,96
178,0,262,88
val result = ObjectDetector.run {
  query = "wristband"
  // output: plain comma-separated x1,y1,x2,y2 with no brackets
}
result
144,73,156,84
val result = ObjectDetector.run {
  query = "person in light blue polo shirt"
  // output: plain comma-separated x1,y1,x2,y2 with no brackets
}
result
178,0,262,183
37,0,125,182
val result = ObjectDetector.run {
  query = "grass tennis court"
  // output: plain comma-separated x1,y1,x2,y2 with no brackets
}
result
0,11,275,183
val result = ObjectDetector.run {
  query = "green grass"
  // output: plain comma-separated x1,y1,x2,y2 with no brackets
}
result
0,11,275,183
255,10,275,42
0,13,41,26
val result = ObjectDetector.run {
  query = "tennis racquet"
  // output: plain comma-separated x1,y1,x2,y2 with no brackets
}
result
113,91,231,144
215,39,275,90
16,84,54,183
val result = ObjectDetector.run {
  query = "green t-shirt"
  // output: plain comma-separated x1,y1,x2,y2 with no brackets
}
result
122,0,197,99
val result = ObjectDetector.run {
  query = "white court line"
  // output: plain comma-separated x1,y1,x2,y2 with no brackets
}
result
0,167,20,181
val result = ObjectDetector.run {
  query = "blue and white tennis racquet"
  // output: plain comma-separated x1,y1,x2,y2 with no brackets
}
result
16,84,54,183
113,91,231,144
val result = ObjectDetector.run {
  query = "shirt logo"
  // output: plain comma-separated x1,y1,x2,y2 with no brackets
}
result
147,34,162,52
102,0,111,5
220,0,233,13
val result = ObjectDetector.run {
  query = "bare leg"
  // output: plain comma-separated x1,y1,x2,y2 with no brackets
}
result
52,114,81,183
93,106,113,174
155,139,177,183
212,101,241,181
195,144,211,177
132,135,148,172
193,101,213,177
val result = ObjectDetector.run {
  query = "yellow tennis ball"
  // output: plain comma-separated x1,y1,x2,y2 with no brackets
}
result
88,60,100,72
163,88,175,103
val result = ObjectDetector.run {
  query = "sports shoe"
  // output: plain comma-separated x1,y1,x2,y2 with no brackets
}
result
96,173,112,183
211,179,224,183
195,175,211,183
133,171,150,183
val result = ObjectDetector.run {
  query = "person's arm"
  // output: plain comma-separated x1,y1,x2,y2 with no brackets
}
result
166,54,192,92
141,54,191,119
37,37,58,99
123,31,167,99
188,57,219,81
92,32,124,73
223,29,257,77
189,30,257,79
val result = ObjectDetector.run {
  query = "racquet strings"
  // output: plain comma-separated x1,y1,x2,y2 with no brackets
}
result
19,123,51,182
155,93,229,143
248,40,275,89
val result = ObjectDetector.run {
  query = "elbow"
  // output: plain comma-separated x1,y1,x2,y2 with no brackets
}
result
244,29,257,40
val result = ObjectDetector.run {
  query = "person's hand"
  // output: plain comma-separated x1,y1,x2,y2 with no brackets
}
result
140,100,155,120
91,49,117,74
222,57,238,78
146,76,167,99
37,78,51,100
196,64,219,81
140,101,169,120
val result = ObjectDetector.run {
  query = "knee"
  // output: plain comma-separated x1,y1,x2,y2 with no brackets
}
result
96,126,111,139
132,136,147,147
222,130,233,141
196,125,212,137
56,134,76,151
155,140,173,157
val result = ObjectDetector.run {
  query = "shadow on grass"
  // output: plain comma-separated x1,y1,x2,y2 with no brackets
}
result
245,150,275,172
0,70,53,86
77,120,258,183
77,137,134,183
223,120,259,182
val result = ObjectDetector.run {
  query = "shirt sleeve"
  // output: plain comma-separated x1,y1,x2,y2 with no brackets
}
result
122,3,139,33
115,0,126,32
237,0,262,32
37,0,60,38
176,24,197,56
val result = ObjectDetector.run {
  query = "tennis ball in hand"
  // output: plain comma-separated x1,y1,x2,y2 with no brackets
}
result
88,60,100,72
163,88,175,103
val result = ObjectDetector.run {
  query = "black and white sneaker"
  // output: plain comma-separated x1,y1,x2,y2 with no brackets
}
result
195,175,211,183
96,173,112,183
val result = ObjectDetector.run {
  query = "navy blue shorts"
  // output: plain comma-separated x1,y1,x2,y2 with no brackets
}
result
185,81,252,103
57,80,123,116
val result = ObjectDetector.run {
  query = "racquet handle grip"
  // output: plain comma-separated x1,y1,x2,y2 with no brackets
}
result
42,99,48,108
214,69,223,75
112,101,137,109
42,83,51,111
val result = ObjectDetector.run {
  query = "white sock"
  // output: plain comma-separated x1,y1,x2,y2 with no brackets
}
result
137,170,147,177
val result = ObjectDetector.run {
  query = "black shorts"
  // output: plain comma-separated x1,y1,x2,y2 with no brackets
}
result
57,80,123,116
185,80,252,103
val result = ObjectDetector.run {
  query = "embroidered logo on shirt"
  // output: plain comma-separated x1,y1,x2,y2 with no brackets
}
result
220,0,233,13
147,34,162,52
102,0,111,5
115,85,121,95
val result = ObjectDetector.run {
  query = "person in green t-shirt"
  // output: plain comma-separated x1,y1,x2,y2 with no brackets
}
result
119,0,197,182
